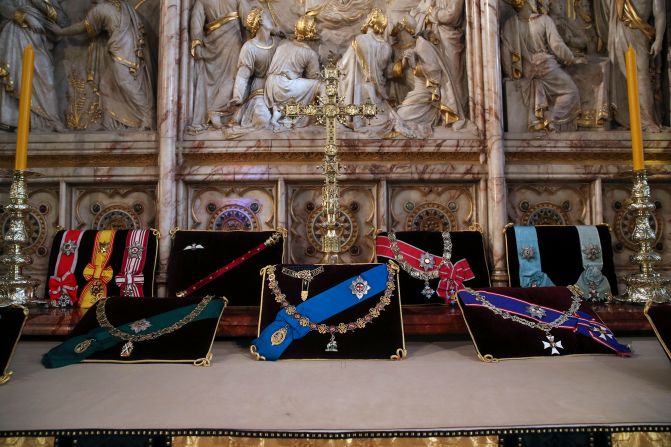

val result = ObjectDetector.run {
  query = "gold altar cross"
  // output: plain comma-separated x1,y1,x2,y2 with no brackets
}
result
283,65,377,264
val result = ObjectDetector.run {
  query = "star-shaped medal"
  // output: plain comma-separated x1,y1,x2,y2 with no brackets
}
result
421,284,435,299
526,304,546,320
128,243,145,260
542,335,563,355
419,252,435,271
129,318,152,334
520,246,535,260
582,244,601,261
350,276,371,299
61,240,78,256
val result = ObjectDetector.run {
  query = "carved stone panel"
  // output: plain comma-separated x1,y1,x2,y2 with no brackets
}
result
72,186,157,230
507,183,590,226
603,181,670,270
287,183,376,264
0,185,60,297
388,183,478,232
186,184,276,231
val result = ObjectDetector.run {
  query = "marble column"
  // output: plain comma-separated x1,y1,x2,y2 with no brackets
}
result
481,0,508,286
156,0,182,293
592,178,603,224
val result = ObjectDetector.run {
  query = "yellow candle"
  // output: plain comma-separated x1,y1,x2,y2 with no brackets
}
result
15,45,35,171
625,47,644,171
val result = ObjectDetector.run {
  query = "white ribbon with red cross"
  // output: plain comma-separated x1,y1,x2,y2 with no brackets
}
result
115,229,150,297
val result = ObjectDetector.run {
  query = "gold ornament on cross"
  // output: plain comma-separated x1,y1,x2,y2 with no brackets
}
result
282,64,377,263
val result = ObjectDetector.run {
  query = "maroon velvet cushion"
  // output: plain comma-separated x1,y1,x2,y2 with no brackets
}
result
70,297,226,363
257,263,405,359
166,230,285,305
504,225,618,294
458,287,630,361
645,303,671,362
0,305,27,382
45,229,159,305
376,231,491,305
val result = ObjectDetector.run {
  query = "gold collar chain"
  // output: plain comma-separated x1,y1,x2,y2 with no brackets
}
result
281,265,325,300
266,262,398,352
94,296,214,357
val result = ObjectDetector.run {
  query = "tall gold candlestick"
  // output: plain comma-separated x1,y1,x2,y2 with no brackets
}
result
625,47,644,171
15,45,34,171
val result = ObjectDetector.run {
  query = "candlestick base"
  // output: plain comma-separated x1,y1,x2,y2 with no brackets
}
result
615,169,671,305
0,170,41,307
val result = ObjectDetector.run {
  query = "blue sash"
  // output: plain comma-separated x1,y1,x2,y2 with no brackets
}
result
459,289,631,355
574,226,612,302
253,264,388,360
514,226,555,287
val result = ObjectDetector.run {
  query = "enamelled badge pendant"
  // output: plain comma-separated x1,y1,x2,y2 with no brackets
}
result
350,276,370,299
542,334,563,355
120,341,134,357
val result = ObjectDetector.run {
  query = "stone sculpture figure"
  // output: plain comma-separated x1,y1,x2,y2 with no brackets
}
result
501,0,584,131
229,8,278,130
264,14,321,130
388,15,417,106
411,0,468,121
52,0,154,130
189,0,249,132
337,8,393,130
0,0,68,132
605,0,665,132
393,36,465,138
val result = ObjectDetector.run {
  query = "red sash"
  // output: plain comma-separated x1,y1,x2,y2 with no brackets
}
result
115,229,150,297
48,230,84,306
376,235,475,302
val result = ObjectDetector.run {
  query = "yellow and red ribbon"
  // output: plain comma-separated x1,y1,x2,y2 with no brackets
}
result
79,230,116,308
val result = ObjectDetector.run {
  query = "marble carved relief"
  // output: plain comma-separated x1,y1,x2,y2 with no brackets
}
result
72,186,157,229
0,0,158,133
506,183,591,225
187,184,276,230
187,0,474,138
501,0,668,132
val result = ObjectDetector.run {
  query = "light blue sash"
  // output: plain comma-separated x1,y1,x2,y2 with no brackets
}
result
253,264,388,360
514,226,555,287
574,226,612,302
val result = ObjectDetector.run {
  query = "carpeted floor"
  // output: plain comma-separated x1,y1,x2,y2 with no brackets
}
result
1,338,669,432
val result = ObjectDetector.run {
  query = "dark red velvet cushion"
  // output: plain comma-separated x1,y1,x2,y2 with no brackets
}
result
458,287,626,361
166,230,284,305
71,297,225,363
504,225,618,294
45,229,159,303
377,231,491,304
258,263,405,359
645,303,671,362
0,305,28,380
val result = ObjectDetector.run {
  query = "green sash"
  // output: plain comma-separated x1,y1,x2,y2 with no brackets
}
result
42,298,225,368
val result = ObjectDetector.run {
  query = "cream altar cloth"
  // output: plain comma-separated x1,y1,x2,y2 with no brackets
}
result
0,339,669,431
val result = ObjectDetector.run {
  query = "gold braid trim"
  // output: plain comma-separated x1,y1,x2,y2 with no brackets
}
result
84,19,97,38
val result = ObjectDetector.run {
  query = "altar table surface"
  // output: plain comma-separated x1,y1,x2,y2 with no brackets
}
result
1,338,669,432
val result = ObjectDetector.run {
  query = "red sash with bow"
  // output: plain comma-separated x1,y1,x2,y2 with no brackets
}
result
48,230,84,306
376,235,475,302
115,229,150,297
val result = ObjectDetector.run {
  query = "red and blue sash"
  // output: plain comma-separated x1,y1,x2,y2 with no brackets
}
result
459,289,631,356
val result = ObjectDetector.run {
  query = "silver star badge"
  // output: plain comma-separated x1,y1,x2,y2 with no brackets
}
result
526,304,546,320
128,243,145,259
592,325,613,340
61,240,78,256
421,284,435,299
542,335,563,355
520,246,535,260
129,319,152,334
419,252,435,271
350,276,371,299
582,244,601,261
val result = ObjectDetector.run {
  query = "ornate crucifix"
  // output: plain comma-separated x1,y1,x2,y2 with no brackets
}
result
283,65,377,264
